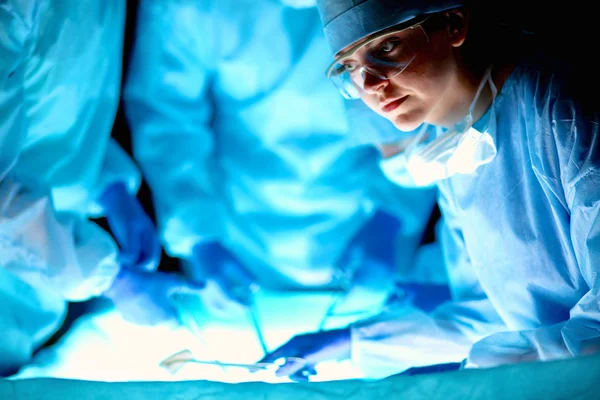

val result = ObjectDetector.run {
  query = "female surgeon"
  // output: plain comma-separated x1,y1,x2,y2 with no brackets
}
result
259,0,600,381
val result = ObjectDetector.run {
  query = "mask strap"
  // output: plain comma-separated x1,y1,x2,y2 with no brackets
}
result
468,65,495,116
488,69,498,101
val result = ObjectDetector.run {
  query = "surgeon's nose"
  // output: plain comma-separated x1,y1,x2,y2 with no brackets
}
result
362,69,388,94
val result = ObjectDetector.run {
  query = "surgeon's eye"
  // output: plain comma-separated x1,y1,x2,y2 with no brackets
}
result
375,39,403,59
381,41,396,52
342,62,360,75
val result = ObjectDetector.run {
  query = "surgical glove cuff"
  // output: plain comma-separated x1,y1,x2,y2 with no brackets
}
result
190,240,223,280
98,182,130,214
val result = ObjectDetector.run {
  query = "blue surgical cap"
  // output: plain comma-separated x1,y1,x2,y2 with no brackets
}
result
317,0,464,54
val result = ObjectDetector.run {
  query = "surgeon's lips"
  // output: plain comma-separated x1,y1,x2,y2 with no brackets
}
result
381,96,408,113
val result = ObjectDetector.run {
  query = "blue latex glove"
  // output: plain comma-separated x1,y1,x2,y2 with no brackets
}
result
386,282,452,313
100,182,161,272
191,241,259,318
257,328,351,381
104,268,202,326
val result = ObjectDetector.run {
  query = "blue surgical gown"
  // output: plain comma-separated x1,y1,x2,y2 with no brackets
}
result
123,0,436,290
348,54,600,378
0,0,139,373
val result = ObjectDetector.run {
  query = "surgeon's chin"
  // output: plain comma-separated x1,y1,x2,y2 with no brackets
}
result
390,112,425,133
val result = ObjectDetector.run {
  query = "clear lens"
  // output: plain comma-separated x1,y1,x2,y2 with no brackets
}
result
327,23,429,99
330,73,363,100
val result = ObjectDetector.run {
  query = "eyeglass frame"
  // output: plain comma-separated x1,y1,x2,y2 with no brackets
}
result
324,14,446,85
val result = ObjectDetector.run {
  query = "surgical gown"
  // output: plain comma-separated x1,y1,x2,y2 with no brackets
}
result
0,0,140,373
123,0,436,291
346,53,600,379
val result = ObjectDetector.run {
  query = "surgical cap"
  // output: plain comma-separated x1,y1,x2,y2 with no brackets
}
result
316,0,464,54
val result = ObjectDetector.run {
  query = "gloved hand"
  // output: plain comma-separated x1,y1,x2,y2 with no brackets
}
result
104,268,202,326
191,241,259,318
385,282,452,313
99,182,161,272
257,328,351,381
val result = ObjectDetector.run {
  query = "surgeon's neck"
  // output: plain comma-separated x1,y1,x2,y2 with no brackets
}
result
433,65,493,129
432,57,517,129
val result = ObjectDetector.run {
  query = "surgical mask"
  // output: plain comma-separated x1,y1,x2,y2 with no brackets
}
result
278,0,317,8
380,66,498,187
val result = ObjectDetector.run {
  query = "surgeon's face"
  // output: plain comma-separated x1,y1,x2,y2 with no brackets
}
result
356,11,470,131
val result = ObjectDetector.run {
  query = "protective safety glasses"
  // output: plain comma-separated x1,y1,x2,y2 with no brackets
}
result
325,15,436,100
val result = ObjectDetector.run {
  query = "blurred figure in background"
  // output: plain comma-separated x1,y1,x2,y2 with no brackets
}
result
121,0,446,378
0,0,161,376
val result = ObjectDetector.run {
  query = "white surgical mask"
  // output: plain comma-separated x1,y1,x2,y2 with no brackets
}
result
380,66,498,187
378,124,437,188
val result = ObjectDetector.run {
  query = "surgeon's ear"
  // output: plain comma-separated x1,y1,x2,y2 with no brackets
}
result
444,8,468,47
